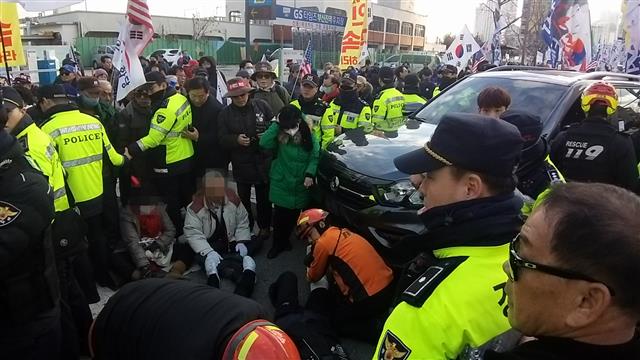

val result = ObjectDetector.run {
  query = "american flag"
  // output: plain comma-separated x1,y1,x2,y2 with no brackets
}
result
586,59,598,72
471,50,487,73
300,40,313,76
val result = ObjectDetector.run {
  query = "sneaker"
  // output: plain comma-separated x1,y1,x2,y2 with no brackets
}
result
242,256,256,272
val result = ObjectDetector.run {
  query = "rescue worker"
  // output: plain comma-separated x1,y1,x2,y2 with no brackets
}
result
125,71,195,234
550,81,638,191
324,73,372,143
290,74,331,148
297,209,394,343
91,279,301,360
0,114,60,358
372,67,406,133
39,84,126,289
375,113,525,359
218,78,274,242
183,170,258,297
500,110,565,216
401,74,427,116
3,87,92,357
432,64,458,97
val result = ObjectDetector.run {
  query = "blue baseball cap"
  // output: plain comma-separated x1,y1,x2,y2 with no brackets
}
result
394,113,523,177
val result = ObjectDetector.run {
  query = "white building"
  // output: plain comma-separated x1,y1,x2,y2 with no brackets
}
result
474,4,494,42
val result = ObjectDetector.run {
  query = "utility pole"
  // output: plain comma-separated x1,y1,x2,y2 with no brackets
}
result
245,0,251,60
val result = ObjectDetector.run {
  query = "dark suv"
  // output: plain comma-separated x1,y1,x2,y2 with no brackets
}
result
316,68,640,256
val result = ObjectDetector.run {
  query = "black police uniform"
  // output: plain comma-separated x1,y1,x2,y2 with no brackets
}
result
0,134,61,358
550,116,639,190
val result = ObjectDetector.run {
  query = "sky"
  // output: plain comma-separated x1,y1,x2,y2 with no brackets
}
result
18,0,623,43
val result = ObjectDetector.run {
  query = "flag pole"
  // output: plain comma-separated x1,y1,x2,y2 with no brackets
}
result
1,32,12,86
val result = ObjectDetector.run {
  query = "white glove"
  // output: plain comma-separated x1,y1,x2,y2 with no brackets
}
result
235,243,248,257
204,250,222,276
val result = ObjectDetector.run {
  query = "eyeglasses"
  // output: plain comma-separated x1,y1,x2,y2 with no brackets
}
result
256,74,271,80
508,234,615,295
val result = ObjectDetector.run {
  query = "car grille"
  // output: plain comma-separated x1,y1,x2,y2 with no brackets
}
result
318,159,376,210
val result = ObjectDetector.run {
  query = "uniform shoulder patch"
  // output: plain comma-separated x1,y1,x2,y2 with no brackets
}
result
378,330,411,360
156,114,167,124
365,113,371,120
0,201,21,227
373,105,380,112
401,256,468,308
160,98,170,108
18,136,29,153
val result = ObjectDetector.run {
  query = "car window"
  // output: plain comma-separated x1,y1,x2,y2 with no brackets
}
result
97,46,105,54
169,50,179,54
386,55,400,63
613,87,640,125
415,76,569,126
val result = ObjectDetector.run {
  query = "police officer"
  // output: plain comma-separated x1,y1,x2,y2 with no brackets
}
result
372,66,405,133
125,71,195,234
290,74,331,148
3,87,92,356
0,109,60,358
401,74,427,116
374,113,524,359
432,64,458,97
91,279,300,360
39,84,125,289
500,110,565,216
550,81,638,190
324,73,372,143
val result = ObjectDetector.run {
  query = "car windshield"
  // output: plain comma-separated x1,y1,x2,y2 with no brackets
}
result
415,76,569,125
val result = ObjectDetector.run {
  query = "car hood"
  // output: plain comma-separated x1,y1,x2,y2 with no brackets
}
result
323,121,438,180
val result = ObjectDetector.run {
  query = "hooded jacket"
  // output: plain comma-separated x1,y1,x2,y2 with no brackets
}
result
191,95,227,177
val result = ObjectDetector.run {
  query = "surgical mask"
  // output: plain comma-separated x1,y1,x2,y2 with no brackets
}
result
80,95,99,107
321,85,333,93
246,68,255,75
285,126,299,137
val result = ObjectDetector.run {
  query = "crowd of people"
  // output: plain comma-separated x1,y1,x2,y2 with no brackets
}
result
1,50,640,360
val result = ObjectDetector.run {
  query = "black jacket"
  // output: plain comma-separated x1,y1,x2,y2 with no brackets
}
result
420,79,436,100
516,138,560,200
0,136,59,328
93,279,268,360
550,117,639,190
118,101,153,201
191,95,227,177
486,335,640,360
218,99,274,184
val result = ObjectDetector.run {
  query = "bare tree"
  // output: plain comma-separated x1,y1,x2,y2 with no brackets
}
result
192,11,219,41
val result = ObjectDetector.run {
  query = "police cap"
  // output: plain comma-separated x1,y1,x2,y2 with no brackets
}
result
0,86,25,110
37,84,68,101
379,66,395,83
394,112,523,177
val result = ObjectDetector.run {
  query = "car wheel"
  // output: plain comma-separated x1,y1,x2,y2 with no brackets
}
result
93,61,99,69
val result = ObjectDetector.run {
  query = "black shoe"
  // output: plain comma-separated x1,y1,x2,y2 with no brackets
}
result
267,247,282,259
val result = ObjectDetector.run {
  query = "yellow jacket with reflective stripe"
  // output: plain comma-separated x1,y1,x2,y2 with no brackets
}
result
16,122,70,212
372,87,405,131
521,156,566,217
402,93,427,116
291,99,333,149
41,108,124,205
134,92,194,171
326,100,373,134
374,245,511,359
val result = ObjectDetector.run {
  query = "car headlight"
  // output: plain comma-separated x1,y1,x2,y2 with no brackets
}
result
378,180,423,206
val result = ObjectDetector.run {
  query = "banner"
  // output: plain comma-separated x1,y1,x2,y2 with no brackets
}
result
622,0,640,74
5,0,83,12
541,0,592,72
443,25,481,70
339,0,368,70
0,2,26,67
112,0,155,101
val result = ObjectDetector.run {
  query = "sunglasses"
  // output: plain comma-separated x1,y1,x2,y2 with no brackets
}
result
508,234,615,295
256,74,271,80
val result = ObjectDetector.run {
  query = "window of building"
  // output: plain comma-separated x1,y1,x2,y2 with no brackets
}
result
229,11,242,23
386,19,400,34
326,7,347,17
415,24,425,38
371,16,384,32
401,22,413,36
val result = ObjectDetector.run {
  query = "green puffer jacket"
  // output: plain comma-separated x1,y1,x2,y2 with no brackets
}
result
259,122,320,209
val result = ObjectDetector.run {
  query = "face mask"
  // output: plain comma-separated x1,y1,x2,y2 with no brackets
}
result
81,95,99,107
246,68,255,75
321,86,333,93
285,126,299,137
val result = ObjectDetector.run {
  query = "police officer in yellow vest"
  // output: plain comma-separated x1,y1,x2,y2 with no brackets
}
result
372,67,405,132
401,74,427,116
290,74,330,148
125,71,194,233
323,73,372,145
432,64,458,98
4,86,94,356
38,84,125,288
375,113,525,359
